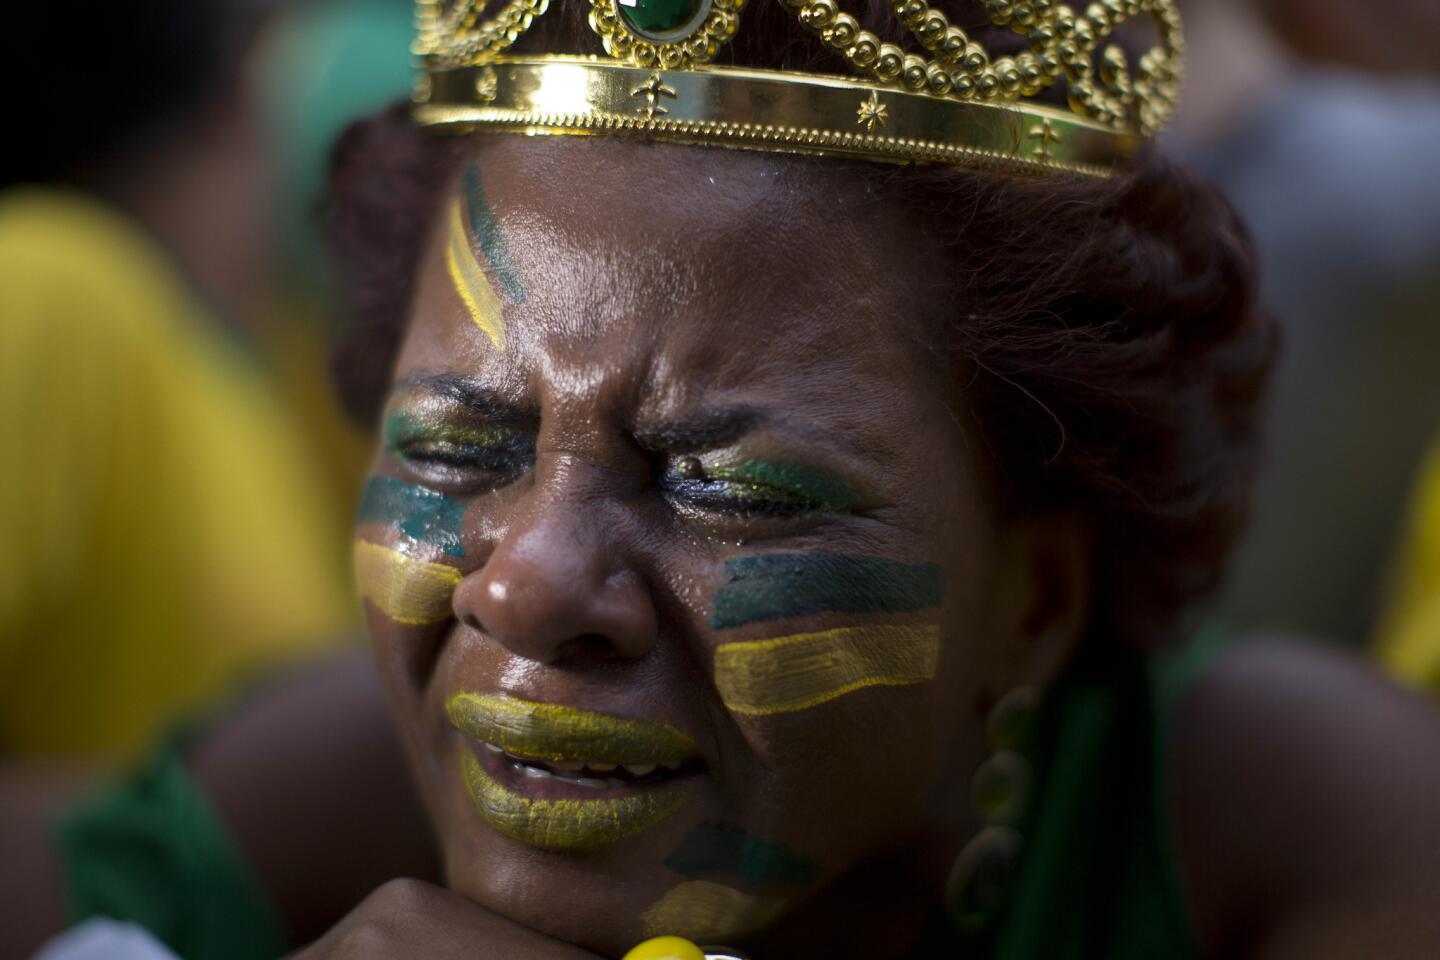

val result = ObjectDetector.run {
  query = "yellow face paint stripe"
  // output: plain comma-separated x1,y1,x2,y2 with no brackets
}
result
445,200,506,351
714,623,941,716
353,539,461,625
641,880,784,941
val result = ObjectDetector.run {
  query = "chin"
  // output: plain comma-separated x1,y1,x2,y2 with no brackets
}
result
434,763,784,954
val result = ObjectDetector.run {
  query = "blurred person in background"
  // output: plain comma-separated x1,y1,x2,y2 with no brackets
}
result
1261,0,1440,77
1169,0,1440,645
1377,442,1440,689
0,0,370,759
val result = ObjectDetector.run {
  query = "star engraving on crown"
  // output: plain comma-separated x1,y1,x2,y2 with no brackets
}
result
856,90,888,133
1029,118,1062,160
630,71,678,118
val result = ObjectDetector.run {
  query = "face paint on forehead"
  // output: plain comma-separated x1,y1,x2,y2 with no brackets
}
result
663,820,819,888
357,475,466,557
443,163,527,352
709,554,945,630
446,200,506,352
461,164,526,304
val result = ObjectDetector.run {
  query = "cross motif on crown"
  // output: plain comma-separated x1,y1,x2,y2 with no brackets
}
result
630,72,678,119
475,65,498,104
1029,118,1063,160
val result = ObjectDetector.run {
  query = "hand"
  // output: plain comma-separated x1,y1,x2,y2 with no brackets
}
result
292,879,607,960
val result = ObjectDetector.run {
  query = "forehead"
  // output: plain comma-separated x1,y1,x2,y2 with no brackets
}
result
401,136,941,417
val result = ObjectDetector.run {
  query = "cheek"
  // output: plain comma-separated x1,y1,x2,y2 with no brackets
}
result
358,474,467,556
708,553,947,717
354,540,461,626
701,552,957,851
715,623,940,716
353,473,469,622
353,472,471,694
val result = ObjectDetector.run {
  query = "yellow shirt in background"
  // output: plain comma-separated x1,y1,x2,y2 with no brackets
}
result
1377,437,1440,690
0,189,358,757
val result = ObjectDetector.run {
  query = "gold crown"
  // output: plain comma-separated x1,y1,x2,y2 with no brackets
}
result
412,0,1183,177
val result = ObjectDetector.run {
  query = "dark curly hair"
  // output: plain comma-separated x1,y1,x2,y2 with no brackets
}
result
325,2,1278,652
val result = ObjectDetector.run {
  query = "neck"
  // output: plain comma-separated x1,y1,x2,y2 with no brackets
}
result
1169,0,1293,147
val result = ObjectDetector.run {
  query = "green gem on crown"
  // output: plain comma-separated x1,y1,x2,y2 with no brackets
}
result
616,0,708,39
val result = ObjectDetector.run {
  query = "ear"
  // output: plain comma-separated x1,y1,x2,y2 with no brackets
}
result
980,511,1093,699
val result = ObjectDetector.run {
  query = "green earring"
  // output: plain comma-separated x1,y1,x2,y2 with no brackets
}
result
944,685,1039,932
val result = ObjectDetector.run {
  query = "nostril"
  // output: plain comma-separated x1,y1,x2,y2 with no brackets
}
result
565,633,622,661
461,612,485,633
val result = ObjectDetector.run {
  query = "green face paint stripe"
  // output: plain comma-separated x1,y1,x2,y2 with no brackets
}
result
709,554,945,629
663,820,818,887
462,164,526,304
356,475,465,556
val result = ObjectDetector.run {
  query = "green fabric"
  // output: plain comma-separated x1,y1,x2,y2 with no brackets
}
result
991,648,1196,959
55,738,288,960
991,637,1227,960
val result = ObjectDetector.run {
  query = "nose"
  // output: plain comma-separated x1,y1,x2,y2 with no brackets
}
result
453,495,658,665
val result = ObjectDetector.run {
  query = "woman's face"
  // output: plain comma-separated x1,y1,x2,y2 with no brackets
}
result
356,138,1070,955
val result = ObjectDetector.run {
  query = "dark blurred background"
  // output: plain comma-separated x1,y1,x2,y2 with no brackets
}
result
1,0,1437,765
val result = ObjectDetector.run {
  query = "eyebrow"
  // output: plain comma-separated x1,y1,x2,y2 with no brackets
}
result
390,373,538,426
634,406,761,452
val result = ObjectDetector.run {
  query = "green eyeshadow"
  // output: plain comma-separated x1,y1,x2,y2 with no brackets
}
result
703,459,863,513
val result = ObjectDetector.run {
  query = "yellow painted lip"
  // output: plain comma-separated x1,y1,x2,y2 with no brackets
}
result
446,692,698,765
460,750,687,850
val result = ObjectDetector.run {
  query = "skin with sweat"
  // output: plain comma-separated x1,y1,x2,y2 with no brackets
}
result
356,137,1081,959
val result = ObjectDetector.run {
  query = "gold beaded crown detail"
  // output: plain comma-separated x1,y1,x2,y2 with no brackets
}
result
413,0,1183,177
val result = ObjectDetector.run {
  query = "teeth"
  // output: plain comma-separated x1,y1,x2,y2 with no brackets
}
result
491,748,691,787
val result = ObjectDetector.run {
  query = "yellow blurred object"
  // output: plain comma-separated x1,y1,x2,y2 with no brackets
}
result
622,936,707,960
1377,437,1440,690
0,188,358,758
